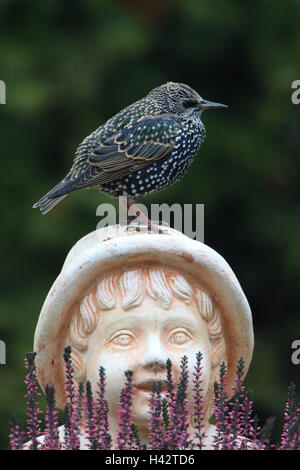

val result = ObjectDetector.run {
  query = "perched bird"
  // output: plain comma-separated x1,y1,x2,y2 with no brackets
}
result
33,82,227,215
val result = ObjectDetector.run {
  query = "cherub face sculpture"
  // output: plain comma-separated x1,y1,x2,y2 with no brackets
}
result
66,266,225,431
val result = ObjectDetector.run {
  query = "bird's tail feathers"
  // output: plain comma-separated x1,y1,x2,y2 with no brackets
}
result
33,181,69,215
33,194,67,215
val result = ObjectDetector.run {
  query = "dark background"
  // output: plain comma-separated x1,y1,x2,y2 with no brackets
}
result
0,0,300,449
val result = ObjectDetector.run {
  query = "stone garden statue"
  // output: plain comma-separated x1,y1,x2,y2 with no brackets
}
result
33,225,254,449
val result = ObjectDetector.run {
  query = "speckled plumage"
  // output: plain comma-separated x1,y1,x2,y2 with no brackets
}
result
33,82,226,214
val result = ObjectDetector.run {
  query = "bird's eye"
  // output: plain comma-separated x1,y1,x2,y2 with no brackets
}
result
182,99,198,109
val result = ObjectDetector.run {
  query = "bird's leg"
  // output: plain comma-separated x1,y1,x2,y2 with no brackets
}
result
118,196,161,234
118,196,136,225
128,198,162,234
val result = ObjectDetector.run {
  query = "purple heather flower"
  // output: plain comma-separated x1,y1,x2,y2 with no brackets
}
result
42,385,61,450
63,347,83,450
279,382,300,450
148,381,165,450
96,366,112,450
212,361,229,450
192,351,206,450
9,415,25,450
24,352,42,450
115,370,136,450
166,355,191,449
9,351,300,451
85,380,100,450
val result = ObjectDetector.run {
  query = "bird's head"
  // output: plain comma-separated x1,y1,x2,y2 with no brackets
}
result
149,82,227,121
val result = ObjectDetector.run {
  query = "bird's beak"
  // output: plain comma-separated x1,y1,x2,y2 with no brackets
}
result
197,99,228,110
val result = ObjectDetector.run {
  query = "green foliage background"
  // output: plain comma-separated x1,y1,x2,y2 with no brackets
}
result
0,0,300,449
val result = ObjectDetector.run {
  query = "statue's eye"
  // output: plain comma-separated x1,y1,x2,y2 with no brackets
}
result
169,330,191,345
182,99,198,109
112,333,134,346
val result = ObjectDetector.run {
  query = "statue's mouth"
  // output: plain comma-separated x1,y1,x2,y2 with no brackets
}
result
136,379,168,393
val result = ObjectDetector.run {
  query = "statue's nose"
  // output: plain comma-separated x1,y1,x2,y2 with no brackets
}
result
141,334,168,371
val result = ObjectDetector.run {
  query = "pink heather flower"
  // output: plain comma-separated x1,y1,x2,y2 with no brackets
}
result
63,346,76,411
163,358,176,446
85,380,100,450
225,358,248,449
192,351,206,450
148,381,165,450
212,361,229,450
96,366,112,450
129,423,145,450
237,390,261,449
279,383,300,450
63,347,82,450
213,358,262,450
42,385,61,450
24,352,42,450
63,381,84,450
9,415,25,450
166,355,191,449
9,351,300,451
115,370,136,450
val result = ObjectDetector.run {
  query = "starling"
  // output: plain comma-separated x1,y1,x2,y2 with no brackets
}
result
33,82,227,215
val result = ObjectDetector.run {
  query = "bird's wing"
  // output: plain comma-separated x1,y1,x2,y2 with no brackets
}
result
77,114,181,186
89,114,181,169
53,114,182,195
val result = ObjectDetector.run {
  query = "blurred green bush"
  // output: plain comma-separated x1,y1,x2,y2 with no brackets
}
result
1,0,300,449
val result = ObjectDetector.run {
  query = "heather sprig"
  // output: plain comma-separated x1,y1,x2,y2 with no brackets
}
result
96,366,112,450
85,380,99,450
213,358,260,450
24,352,42,450
129,423,145,450
67,381,84,450
42,385,60,450
192,351,205,449
279,382,300,450
148,380,165,450
164,358,176,446
167,355,191,449
63,346,76,410
161,398,170,431
223,357,248,449
259,416,276,449
212,361,229,450
63,347,83,450
8,415,25,450
237,388,261,448
176,355,191,449
115,370,135,450
165,358,176,404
